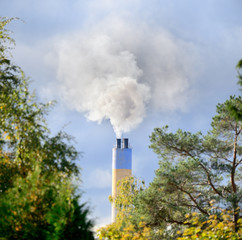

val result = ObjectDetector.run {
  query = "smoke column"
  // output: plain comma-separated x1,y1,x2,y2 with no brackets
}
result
53,21,198,136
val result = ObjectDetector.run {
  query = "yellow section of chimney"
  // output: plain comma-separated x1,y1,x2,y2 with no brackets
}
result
111,169,132,222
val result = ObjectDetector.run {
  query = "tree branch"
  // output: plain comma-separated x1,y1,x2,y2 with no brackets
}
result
235,158,242,168
168,144,224,198
170,183,209,216
231,123,238,193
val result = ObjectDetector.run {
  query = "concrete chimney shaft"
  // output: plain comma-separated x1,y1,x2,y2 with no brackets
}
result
111,138,132,222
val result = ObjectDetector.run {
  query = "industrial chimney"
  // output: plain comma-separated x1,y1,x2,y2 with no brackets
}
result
112,138,132,222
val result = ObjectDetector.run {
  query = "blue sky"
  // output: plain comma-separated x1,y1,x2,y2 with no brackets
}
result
1,0,242,227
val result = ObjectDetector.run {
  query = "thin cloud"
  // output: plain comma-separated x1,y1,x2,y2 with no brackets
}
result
85,169,112,189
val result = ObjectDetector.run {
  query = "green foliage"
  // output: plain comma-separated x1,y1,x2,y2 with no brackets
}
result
226,60,242,121
0,163,72,240
60,196,94,240
0,18,94,239
0,17,17,58
236,59,242,88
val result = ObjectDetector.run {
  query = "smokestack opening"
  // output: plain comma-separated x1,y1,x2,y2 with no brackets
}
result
116,138,121,148
123,138,129,148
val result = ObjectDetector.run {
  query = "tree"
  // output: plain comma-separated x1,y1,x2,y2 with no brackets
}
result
0,163,74,240
0,17,94,239
60,196,94,240
97,176,155,240
136,95,241,236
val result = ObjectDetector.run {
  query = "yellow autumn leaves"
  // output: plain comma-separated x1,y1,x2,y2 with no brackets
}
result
177,208,242,240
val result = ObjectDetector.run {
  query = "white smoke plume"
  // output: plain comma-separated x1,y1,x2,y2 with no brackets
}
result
53,20,198,136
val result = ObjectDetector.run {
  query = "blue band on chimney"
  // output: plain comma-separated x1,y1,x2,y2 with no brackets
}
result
112,148,132,170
